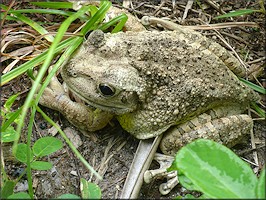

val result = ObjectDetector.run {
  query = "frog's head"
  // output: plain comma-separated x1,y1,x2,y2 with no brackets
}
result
61,53,146,115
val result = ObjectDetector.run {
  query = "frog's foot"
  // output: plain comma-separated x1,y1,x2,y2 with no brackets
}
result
36,75,68,110
144,153,178,195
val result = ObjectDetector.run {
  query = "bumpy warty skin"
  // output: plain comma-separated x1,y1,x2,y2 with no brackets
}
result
62,29,259,139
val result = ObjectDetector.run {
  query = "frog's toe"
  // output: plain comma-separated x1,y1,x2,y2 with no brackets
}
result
159,175,179,195
144,153,179,195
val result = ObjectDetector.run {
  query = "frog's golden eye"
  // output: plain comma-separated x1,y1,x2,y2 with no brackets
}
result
98,83,116,97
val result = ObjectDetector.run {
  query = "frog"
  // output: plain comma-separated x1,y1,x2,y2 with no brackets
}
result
38,27,260,195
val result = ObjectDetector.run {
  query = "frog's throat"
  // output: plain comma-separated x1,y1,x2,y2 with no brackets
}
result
117,114,172,139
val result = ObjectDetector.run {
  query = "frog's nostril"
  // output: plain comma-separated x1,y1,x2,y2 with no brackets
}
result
67,68,77,77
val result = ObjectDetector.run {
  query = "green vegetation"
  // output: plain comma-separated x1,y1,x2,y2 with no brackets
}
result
169,139,265,199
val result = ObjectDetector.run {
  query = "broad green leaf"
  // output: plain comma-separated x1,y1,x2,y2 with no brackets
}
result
177,173,199,191
33,136,63,157
80,178,101,199
7,192,31,199
1,180,15,199
3,93,20,111
57,194,80,199
1,126,19,142
215,9,256,19
171,139,258,198
14,143,33,163
256,168,265,198
31,161,53,170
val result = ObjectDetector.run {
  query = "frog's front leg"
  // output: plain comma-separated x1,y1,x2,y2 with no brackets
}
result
145,112,253,195
37,75,114,132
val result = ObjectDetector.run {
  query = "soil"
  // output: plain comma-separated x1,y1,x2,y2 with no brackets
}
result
1,0,265,199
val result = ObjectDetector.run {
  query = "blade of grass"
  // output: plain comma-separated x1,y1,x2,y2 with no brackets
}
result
30,1,73,9
0,13,17,20
215,9,257,19
251,102,265,118
6,9,89,21
13,4,92,160
36,105,102,180
80,0,112,35
1,107,22,131
239,78,266,94
26,106,36,199
35,37,83,105
8,9,75,16
99,13,128,33
1,4,54,42
1,37,75,86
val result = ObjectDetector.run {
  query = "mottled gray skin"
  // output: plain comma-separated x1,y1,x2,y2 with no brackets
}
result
61,29,259,140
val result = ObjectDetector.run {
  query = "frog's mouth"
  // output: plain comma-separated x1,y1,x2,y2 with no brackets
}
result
67,85,135,115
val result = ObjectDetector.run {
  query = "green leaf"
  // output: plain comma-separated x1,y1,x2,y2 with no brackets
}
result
31,161,53,170
1,180,16,199
3,93,20,111
171,139,258,198
80,178,101,199
177,173,199,191
57,194,81,199
33,136,63,157
256,168,265,198
7,192,31,199
1,126,20,142
14,143,33,163
215,9,256,19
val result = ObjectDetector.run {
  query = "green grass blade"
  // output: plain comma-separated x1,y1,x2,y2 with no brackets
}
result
8,9,75,16
215,9,256,19
99,13,128,33
239,78,266,94
26,106,36,198
6,9,89,21
1,107,22,131
1,4,54,42
80,1,112,35
1,37,75,86
13,5,92,155
35,37,83,105
0,13,17,20
30,2,73,9
251,102,265,118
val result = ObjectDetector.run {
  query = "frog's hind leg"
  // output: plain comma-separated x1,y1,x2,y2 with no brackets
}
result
145,111,253,195
160,114,253,155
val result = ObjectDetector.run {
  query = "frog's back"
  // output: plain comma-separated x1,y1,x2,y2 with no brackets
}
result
98,30,259,139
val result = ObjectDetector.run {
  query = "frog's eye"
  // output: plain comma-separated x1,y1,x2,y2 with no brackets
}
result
98,83,116,97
